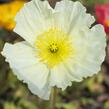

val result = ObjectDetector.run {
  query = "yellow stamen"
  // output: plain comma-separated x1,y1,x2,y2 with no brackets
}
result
34,28,76,68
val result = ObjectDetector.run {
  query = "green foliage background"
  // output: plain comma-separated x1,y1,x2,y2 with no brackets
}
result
0,0,109,109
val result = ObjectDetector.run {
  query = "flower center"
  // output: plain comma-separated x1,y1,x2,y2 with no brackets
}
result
34,28,76,68
49,42,58,53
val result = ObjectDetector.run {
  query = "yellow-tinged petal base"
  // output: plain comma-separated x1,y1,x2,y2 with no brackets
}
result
34,28,76,68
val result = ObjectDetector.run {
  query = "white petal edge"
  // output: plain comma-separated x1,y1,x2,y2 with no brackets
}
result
65,24,106,81
49,63,80,90
13,68,51,100
54,0,95,33
14,0,54,45
28,82,51,100
1,41,49,90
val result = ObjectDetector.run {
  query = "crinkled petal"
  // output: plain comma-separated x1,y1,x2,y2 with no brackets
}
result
65,24,106,81
54,0,95,33
28,82,51,100
13,67,51,100
1,41,49,91
50,63,79,90
14,0,54,45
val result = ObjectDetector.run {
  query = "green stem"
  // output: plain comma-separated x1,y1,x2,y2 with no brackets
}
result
50,87,57,109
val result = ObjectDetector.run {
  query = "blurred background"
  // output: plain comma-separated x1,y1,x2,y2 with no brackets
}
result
0,0,109,109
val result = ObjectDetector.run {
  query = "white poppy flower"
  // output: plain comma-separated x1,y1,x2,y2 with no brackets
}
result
2,0,106,100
